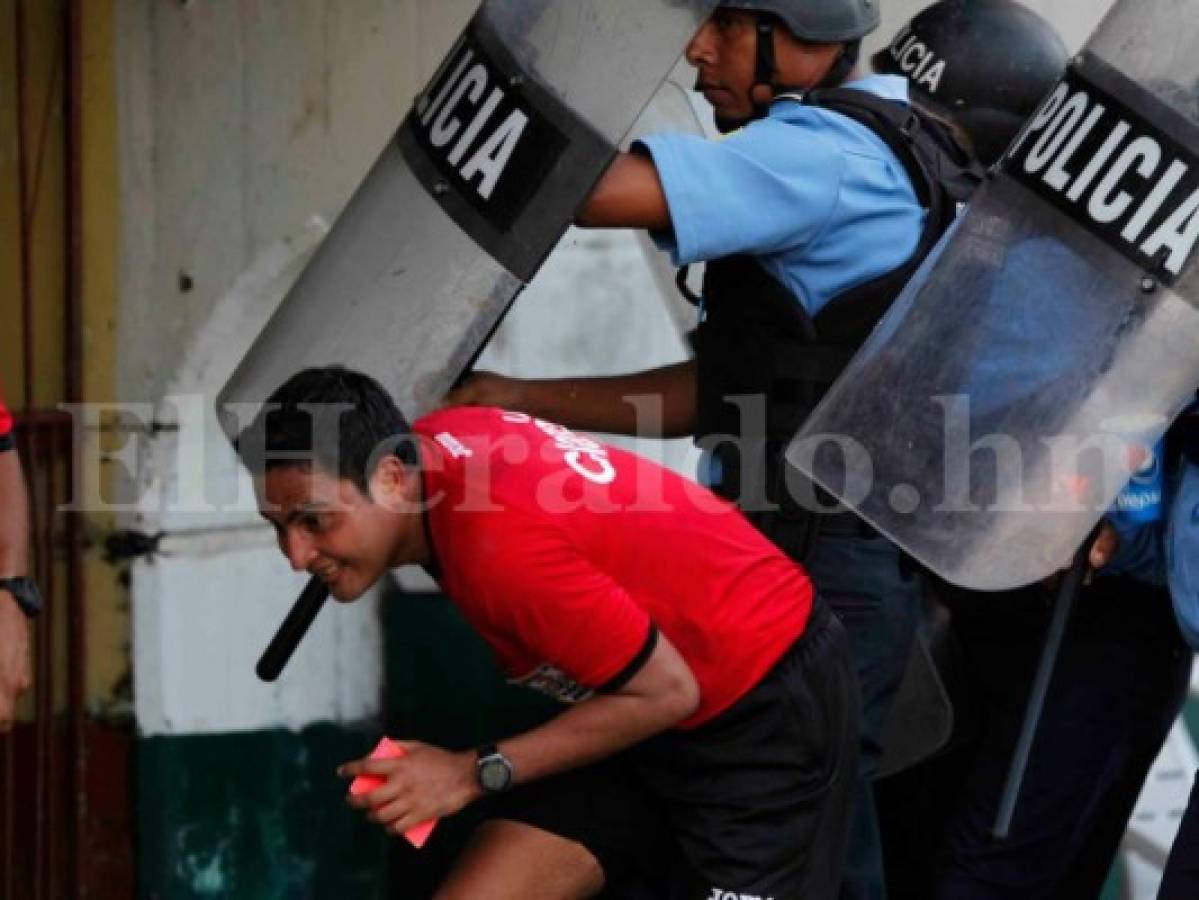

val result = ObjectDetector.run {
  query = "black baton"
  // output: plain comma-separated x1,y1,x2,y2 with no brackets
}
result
992,535,1094,839
256,576,330,682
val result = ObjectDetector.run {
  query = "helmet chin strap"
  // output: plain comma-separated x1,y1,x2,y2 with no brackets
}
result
751,16,779,117
713,16,776,134
713,16,862,134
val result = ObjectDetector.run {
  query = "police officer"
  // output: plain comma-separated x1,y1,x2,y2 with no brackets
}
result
445,1,978,896
869,4,1194,899
871,0,1068,167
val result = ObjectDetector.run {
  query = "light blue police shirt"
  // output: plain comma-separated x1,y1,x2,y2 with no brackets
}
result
635,75,925,317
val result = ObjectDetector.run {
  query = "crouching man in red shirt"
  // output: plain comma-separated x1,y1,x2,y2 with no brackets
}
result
237,366,858,900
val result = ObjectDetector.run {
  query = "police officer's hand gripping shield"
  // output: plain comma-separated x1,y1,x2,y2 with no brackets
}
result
786,0,1199,591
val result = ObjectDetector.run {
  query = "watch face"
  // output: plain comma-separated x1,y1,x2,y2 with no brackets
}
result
479,756,512,792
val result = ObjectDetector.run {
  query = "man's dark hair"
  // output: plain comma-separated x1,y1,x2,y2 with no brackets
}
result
234,366,415,494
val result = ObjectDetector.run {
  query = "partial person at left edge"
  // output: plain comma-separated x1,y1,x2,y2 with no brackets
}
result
0,385,42,732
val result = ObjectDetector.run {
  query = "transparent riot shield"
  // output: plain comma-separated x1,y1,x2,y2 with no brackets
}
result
787,0,1199,590
217,0,717,427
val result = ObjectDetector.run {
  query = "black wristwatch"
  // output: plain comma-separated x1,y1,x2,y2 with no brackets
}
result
0,577,42,618
475,743,514,794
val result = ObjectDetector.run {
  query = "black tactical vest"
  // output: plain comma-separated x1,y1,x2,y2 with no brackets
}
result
1170,393,1198,468
690,88,982,553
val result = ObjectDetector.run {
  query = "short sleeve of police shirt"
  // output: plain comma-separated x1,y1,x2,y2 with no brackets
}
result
636,75,924,317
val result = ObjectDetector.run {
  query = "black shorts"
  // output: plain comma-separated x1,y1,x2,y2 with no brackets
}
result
489,598,859,900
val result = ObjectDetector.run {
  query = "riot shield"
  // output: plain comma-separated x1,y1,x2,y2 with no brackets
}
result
787,0,1199,591
217,0,717,426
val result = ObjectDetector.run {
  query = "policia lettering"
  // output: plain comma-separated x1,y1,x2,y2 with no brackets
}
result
406,23,568,235
416,36,531,203
883,24,946,95
1006,58,1199,285
396,15,609,282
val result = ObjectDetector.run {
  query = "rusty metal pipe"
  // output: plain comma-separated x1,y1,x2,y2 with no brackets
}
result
44,425,60,900
32,428,50,900
9,0,90,895
15,0,34,413
63,0,87,893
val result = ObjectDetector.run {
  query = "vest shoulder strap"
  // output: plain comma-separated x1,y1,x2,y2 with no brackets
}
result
799,88,983,339
802,87,982,209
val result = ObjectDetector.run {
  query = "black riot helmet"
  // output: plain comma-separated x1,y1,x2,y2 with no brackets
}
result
714,0,881,129
872,0,1068,166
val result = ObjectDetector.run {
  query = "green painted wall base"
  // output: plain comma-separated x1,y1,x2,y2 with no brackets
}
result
136,587,556,899
137,724,390,899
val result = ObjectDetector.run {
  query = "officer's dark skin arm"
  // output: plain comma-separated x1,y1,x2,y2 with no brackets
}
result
442,153,696,436
0,449,33,732
575,152,672,231
444,361,697,438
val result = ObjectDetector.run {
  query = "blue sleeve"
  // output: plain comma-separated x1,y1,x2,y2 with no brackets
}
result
635,117,843,266
1167,460,1199,649
1101,515,1166,585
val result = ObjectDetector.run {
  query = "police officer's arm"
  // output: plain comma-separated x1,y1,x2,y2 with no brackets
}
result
576,151,672,231
443,360,697,438
0,448,33,732
444,150,689,432
340,632,700,834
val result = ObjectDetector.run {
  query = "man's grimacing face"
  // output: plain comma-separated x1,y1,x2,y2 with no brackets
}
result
255,461,417,602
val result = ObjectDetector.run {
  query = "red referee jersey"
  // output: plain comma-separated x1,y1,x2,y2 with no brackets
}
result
415,407,814,729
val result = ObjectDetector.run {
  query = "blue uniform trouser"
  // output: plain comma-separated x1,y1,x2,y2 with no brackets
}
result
804,532,922,900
